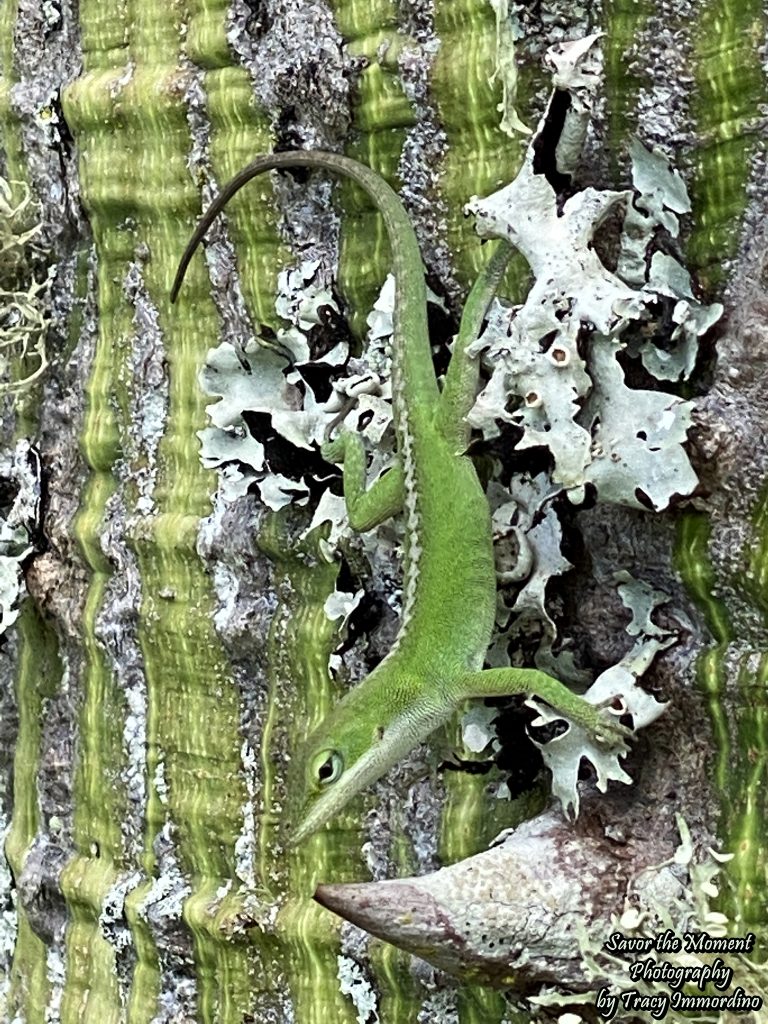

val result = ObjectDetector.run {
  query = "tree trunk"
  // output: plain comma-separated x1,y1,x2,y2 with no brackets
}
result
1,2,766,1022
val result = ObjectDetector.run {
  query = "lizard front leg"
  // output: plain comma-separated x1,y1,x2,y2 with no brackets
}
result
322,430,405,531
451,667,631,747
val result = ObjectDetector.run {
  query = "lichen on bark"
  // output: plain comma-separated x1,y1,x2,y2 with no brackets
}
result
1,1,768,1023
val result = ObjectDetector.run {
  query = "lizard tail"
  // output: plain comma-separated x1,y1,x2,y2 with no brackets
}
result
171,150,417,304
171,148,440,428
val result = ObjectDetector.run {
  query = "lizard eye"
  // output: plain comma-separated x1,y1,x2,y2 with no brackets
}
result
313,750,343,786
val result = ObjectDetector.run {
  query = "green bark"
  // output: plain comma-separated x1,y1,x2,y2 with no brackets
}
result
2,1,767,1021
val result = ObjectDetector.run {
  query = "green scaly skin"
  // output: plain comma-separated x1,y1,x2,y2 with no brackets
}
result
171,151,629,845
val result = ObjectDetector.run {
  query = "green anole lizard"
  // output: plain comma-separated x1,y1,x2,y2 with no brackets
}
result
171,151,629,844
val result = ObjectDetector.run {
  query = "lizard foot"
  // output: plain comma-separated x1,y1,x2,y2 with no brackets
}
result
546,694,633,748
321,432,348,464
322,397,358,448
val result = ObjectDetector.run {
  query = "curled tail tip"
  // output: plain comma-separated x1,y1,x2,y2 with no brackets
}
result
170,248,196,303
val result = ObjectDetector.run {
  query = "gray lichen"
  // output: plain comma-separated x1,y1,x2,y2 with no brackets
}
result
465,59,720,507
228,0,353,147
0,178,49,395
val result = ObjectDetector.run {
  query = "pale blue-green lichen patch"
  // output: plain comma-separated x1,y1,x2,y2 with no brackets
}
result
487,472,578,677
483,533,673,818
487,0,532,138
615,569,678,639
466,56,720,509
337,954,380,1023
197,258,350,513
527,643,668,818
579,336,698,509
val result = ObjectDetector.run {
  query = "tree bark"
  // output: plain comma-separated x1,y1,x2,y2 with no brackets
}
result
1,2,766,1022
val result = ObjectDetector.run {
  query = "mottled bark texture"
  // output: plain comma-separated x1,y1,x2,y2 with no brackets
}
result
1,1,767,1022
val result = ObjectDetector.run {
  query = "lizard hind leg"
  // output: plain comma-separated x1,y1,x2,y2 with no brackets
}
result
454,666,631,747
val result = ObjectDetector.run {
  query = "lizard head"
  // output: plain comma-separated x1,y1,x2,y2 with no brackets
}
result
286,674,446,845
